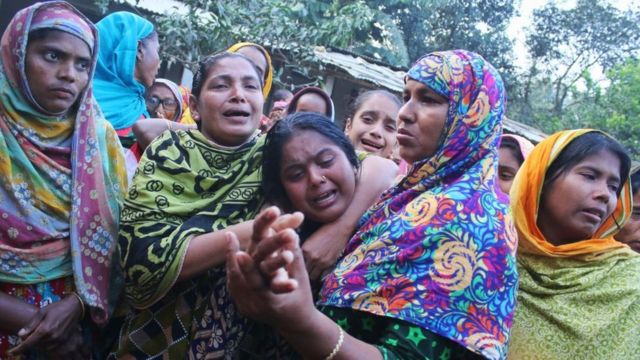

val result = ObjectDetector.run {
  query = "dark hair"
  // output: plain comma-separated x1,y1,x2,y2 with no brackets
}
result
139,31,158,47
273,89,293,102
262,112,360,209
630,169,640,196
346,89,401,122
191,52,264,99
543,132,631,198
499,136,525,165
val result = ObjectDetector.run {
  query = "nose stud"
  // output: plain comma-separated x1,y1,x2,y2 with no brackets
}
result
321,176,327,183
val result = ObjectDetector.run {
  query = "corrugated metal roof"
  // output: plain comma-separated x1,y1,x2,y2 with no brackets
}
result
314,47,405,93
503,118,547,143
116,0,188,15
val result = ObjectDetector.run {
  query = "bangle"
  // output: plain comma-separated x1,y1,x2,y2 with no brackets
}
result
324,325,344,360
70,292,85,318
167,121,173,131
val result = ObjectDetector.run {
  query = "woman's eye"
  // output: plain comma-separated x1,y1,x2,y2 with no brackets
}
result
319,157,334,167
76,60,90,71
245,83,259,90
580,172,596,181
360,116,374,124
385,124,397,132
608,183,619,192
44,51,58,61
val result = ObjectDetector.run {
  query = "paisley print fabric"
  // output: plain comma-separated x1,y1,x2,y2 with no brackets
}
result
114,129,264,358
508,129,640,359
319,50,518,360
0,1,126,325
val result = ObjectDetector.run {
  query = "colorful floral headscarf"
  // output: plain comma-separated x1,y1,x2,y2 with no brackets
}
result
93,11,155,131
0,1,126,324
320,50,518,360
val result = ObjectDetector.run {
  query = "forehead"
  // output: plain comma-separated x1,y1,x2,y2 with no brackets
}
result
572,149,621,177
298,92,325,104
357,94,400,115
281,130,337,163
28,29,91,58
235,47,267,70
149,83,175,98
206,57,260,80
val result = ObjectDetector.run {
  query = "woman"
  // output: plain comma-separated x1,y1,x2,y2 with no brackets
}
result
93,11,160,148
227,50,518,359
145,78,184,122
508,130,640,359
615,168,640,252
344,90,401,159
132,42,274,150
287,87,335,121
497,134,534,195
114,52,392,359
0,2,126,358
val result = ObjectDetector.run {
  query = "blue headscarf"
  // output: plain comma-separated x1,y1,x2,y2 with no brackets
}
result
93,12,154,131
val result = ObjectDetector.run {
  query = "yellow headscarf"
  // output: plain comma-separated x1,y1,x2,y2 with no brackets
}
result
510,129,632,258
227,42,273,99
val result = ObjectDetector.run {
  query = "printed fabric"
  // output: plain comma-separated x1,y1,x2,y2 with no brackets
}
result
319,50,518,360
0,1,126,325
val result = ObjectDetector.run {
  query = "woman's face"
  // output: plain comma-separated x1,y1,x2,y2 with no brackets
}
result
498,146,522,195
235,46,267,83
615,191,640,252
190,57,263,146
345,94,399,158
538,150,622,246
280,130,357,224
295,93,328,115
25,30,91,115
146,83,179,120
396,79,448,164
134,35,160,88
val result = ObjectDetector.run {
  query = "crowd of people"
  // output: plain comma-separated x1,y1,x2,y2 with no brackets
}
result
0,2,638,360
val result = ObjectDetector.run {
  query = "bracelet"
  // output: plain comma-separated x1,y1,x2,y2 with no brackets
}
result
324,325,344,360
167,120,173,131
70,292,86,318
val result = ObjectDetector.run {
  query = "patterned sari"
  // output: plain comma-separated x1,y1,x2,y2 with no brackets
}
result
319,50,518,360
508,129,640,359
114,130,265,359
0,0,126,324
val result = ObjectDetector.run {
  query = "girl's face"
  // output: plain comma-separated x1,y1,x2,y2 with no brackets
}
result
345,94,400,158
295,93,328,115
235,46,267,83
498,146,522,195
538,149,622,246
190,57,264,146
615,190,640,252
280,130,357,224
397,80,448,164
146,83,179,120
25,30,91,114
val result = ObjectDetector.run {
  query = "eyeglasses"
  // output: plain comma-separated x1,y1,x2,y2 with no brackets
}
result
146,96,178,111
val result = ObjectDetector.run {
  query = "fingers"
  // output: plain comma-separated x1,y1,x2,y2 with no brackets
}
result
252,228,300,265
9,321,46,355
270,267,298,294
271,211,304,233
226,232,265,291
252,206,280,244
260,249,295,275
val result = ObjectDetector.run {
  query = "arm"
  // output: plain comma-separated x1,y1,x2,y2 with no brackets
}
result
303,155,398,280
0,291,38,333
132,118,196,150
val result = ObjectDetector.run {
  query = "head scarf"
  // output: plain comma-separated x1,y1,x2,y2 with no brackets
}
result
508,129,640,359
320,50,518,360
500,133,534,160
286,86,335,122
227,42,273,98
0,1,127,324
511,129,631,257
178,85,196,125
150,78,183,122
93,11,155,130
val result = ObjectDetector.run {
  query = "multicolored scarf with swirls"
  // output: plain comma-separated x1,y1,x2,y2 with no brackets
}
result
0,1,127,325
320,50,518,360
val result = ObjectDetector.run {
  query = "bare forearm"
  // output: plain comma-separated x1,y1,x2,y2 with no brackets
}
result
0,291,38,333
133,118,196,149
177,221,253,281
278,309,382,360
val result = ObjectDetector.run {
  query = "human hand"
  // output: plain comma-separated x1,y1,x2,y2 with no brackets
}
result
302,223,350,281
46,325,90,360
226,220,316,332
8,294,84,356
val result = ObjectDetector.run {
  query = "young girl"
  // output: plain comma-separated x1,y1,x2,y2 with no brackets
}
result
227,50,517,360
287,87,335,121
615,168,640,252
344,90,401,159
508,130,640,359
497,134,534,195
0,2,126,358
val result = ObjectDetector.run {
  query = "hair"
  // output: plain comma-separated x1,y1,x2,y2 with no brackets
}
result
191,52,264,99
630,169,640,196
139,31,158,47
262,112,360,209
346,89,401,123
542,132,631,198
273,89,293,102
499,136,525,165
